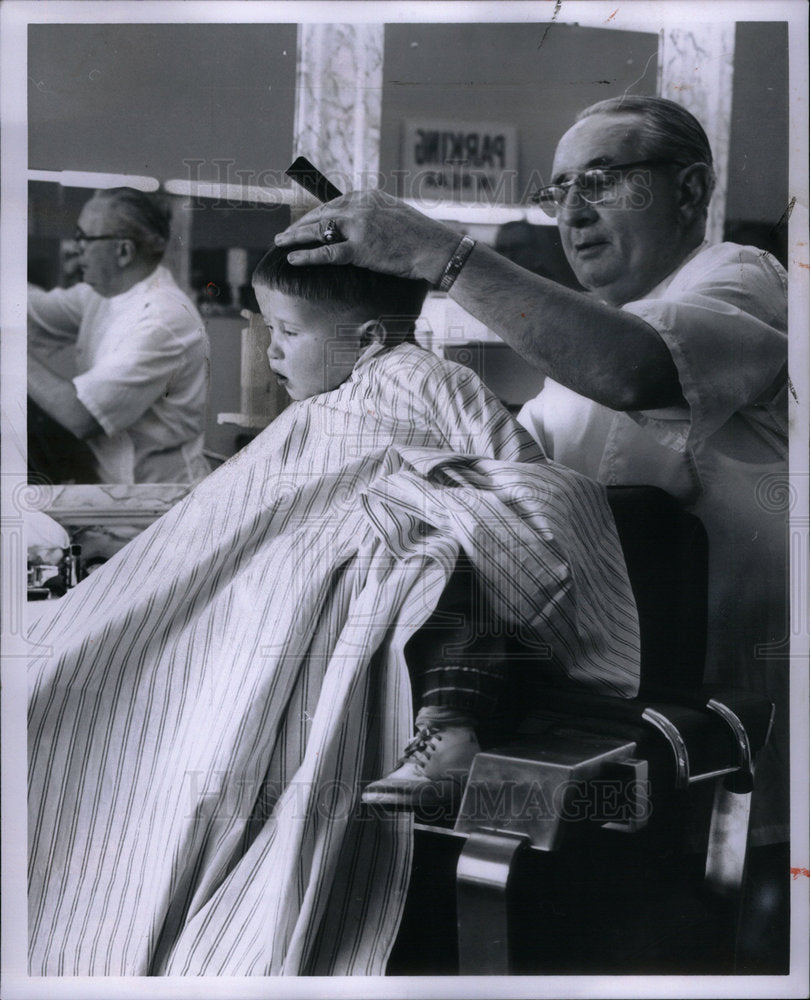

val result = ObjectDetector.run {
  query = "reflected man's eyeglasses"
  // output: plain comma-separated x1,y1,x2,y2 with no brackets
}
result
73,227,130,246
530,158,680,217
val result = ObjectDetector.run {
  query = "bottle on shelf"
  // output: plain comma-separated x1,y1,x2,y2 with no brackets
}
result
60,543,82,590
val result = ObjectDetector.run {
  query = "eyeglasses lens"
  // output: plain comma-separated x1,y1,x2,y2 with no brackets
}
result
535,168,627,216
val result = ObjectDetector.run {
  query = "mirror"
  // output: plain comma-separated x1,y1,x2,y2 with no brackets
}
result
27,19,662,495
28,182,294,487
27,21,299,493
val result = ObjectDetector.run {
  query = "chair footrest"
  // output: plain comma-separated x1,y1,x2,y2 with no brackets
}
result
453,723,647,849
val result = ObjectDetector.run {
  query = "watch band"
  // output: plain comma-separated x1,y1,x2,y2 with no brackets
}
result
437,235,476,292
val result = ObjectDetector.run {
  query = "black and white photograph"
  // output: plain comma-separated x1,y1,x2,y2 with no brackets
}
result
1,1,808,997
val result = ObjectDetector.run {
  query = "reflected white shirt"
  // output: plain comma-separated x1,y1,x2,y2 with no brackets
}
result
29,266,210,484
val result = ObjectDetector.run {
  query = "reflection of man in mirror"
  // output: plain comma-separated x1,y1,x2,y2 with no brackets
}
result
27,187,210,485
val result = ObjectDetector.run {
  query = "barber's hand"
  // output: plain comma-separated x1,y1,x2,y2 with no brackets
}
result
274,189,460,285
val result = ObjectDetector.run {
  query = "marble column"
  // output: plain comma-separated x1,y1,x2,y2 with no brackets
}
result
2,477,56,655
292,23,384,214
658,24,736,245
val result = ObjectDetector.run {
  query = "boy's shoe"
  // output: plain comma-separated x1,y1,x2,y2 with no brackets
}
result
361,722,480,811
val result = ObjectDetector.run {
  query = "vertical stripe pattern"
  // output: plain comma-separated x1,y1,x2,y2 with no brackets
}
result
28,343,639,975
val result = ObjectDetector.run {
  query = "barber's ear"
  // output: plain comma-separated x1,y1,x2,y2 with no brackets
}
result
358,320,387,347
676,162,714,221
116,238,138,269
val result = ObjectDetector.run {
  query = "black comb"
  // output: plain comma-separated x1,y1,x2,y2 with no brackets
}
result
285,156,343,203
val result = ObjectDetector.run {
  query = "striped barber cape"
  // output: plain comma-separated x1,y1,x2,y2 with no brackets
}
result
28,342,640,975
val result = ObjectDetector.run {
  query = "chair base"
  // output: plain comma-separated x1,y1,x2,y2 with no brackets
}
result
388,824,741,976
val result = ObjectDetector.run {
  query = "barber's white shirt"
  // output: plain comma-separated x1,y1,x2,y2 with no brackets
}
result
519,242,789,844
29,267,210,484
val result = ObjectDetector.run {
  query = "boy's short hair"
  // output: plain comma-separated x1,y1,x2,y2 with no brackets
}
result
253,243,431,342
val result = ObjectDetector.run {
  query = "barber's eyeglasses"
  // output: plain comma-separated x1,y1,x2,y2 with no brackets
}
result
531,158,678,217
73,227,129,246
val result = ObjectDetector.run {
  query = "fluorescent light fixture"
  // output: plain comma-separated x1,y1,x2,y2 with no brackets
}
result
163,179,296,205
403,199,557,227
28,169,160,191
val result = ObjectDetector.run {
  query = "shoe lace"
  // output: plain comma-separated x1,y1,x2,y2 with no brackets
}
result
398,723,443,768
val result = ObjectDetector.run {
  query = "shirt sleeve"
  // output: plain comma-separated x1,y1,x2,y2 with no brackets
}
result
73,309,196,437
622,246,788,450
28,284,92,345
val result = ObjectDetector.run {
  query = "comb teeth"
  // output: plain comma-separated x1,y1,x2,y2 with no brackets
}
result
285,156,343,204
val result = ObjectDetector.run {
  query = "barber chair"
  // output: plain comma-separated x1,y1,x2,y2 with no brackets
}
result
385,486,774,976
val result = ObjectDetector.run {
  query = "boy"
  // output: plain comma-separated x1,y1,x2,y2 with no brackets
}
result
252,244,546,808
29,245,638,976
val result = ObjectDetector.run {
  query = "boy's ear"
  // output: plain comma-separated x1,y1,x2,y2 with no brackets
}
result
358,319,387,346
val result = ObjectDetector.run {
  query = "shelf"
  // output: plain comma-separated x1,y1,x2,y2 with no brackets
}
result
217,412,273,430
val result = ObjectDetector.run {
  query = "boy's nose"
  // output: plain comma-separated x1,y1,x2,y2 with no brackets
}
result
266,337,283,362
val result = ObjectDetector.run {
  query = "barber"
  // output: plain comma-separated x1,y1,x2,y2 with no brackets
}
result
28,187,210,485
277,96,789,961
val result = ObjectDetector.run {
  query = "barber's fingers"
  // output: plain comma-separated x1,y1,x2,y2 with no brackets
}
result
275,191,363,246
274,218,329,248
274,205,356,264
275,189,396,248
284,240,355,266
275,189,444,277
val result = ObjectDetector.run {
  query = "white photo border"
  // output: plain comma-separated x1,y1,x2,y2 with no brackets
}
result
2,3,808,998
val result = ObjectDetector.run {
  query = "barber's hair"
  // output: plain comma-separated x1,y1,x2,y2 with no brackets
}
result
253,243,431,343
91,187,172,264
577,96,716,207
